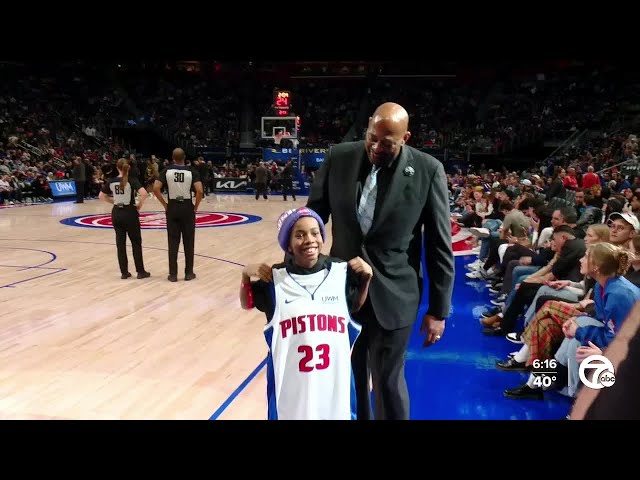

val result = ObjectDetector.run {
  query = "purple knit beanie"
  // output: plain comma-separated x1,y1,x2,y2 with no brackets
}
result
277,207,326,252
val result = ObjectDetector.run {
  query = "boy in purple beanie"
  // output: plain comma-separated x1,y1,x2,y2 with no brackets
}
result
239,206,373,420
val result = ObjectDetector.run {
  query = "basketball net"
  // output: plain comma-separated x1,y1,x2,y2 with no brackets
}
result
274,132,289,145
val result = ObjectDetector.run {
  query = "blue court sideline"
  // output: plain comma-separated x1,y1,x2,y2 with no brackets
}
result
406,255,573,420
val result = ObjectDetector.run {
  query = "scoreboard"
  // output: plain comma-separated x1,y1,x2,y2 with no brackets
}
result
274,90,291,110
273,89,292,116
263,89,299,139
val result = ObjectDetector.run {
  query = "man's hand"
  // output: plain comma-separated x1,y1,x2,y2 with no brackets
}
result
420,314,445,347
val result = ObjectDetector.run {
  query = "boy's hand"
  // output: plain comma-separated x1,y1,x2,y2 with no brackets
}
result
348,257,373,280
243,263,273,282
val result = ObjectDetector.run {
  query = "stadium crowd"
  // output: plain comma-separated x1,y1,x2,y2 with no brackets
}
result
453,131,640,416
1,60,635,206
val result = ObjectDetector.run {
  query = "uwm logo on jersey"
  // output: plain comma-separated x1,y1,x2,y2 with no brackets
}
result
321,295,339,304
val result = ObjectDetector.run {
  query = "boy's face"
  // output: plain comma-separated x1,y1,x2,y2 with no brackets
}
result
289,217,323,268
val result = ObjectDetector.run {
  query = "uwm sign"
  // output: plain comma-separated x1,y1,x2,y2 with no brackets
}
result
49,180,77,197
214,178,248,191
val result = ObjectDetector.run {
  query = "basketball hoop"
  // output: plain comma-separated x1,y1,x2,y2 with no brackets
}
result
274,131,289,145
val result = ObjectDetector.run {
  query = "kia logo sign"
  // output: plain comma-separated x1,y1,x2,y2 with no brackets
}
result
214,178,248,191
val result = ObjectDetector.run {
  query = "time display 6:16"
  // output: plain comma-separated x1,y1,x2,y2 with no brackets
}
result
533,359,557,369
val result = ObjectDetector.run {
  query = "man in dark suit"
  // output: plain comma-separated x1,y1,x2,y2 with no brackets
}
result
72,157,85,204
307,102,454,420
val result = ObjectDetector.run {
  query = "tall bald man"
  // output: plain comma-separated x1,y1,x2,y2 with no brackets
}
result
154,148,203,282
307,102,454,420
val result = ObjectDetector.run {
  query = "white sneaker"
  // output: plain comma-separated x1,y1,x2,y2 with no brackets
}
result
466,269,487,280
506,332,523,344
469,227,490,238
466,259,483,269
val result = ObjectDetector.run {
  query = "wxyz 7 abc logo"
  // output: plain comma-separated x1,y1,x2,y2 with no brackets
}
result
579,355,616,390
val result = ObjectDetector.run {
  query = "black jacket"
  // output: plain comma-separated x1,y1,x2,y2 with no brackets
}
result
307,141,454,329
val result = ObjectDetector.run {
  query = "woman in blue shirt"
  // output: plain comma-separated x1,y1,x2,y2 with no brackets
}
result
505,242,640,400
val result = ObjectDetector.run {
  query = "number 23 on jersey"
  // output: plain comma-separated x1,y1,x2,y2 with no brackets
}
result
298,344,330,372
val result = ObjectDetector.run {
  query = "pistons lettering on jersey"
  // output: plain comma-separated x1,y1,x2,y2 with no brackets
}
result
279,314,346,338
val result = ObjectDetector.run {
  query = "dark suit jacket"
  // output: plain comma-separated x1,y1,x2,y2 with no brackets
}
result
307,141,454,330
552,238,586,282
73,162,85,182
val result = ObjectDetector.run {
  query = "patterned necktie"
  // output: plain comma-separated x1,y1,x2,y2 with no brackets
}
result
357,165,380,236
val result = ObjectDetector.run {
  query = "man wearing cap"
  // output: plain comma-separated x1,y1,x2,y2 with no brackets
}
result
307,102,454,420
608,212,640,249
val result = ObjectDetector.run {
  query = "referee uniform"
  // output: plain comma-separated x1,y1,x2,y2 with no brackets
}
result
154,150,203,282
100,175,150,279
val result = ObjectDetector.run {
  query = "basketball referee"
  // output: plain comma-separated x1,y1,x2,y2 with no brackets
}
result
153,148,203,282
98,158,151,280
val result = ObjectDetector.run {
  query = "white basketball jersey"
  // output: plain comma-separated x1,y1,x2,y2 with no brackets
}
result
264,261,361,420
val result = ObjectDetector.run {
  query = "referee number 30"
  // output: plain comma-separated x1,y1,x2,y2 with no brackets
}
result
298,344,330,372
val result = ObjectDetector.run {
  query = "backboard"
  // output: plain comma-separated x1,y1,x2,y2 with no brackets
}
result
261,116,298,140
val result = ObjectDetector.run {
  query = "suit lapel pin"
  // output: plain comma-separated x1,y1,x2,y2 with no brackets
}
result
403,166,415,177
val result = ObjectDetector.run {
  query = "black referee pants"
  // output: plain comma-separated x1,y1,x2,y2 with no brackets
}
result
281,179,296,200
166,201,196,276
112,207,145,275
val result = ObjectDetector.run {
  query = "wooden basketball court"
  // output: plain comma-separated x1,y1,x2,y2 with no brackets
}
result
0,195,576,420
0,194,308,420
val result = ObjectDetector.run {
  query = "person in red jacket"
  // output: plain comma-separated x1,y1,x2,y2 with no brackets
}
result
582,166,600,190
564,167,579,190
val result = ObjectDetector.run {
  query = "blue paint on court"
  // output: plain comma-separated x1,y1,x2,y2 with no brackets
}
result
0,268,67,289
209,359,268,420
405,255,573,420
0,246,67,288
0,246,58,268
